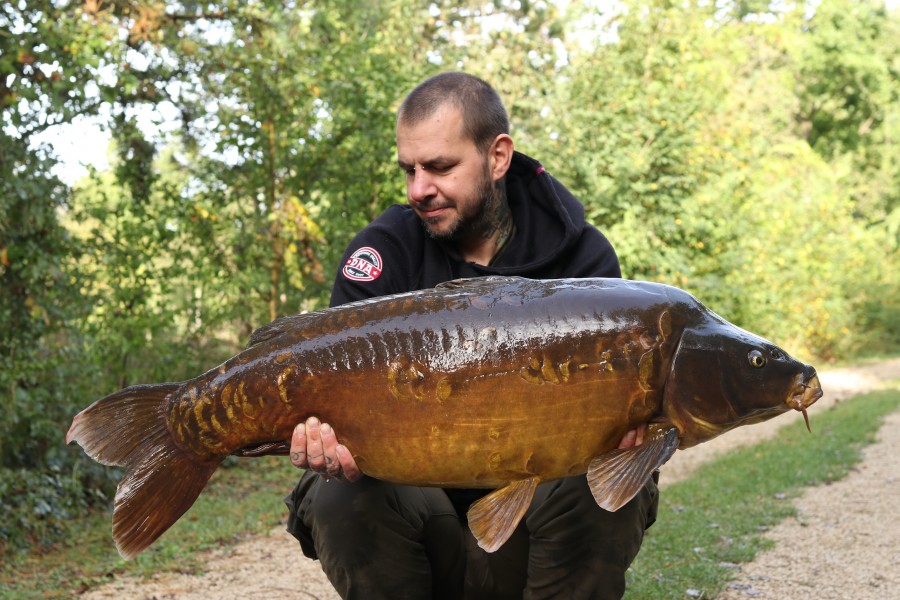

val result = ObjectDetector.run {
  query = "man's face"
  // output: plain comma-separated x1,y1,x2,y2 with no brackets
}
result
396,104,497,242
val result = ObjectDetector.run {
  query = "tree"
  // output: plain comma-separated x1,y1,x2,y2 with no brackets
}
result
1,1,125,552
0,2,122,464
556,0,741,284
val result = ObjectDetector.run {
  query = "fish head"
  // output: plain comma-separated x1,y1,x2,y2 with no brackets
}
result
663,321,822,448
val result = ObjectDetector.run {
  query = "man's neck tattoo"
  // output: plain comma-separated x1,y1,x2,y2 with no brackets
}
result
489,180,514,256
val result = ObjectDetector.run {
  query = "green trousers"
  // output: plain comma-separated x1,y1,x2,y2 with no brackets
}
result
285,472,659,600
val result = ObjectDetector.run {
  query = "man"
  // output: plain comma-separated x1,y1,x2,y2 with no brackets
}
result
284,72,657,599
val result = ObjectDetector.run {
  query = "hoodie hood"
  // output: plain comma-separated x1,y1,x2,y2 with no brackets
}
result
440,151,588,276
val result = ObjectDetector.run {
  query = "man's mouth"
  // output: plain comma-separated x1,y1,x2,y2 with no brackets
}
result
416,205,451,220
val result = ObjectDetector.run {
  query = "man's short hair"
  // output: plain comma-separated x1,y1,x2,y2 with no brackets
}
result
398,72,509,155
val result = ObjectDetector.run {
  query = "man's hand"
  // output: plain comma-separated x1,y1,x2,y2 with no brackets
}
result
617,423,647,449
290,416,362,482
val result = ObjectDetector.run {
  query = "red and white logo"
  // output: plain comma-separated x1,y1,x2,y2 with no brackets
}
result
342,246,383,281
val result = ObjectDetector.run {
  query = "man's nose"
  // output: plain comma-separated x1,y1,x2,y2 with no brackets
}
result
408,169,436,202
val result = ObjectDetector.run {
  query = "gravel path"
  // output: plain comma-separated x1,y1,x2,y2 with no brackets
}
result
718,409,900,599
81,359,900,600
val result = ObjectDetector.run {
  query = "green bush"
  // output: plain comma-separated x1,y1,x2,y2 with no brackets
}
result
0,338,119,556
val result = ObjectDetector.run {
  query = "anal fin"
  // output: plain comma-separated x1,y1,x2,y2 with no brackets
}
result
588,425,679,512
466,476,540,553
231,441,289,457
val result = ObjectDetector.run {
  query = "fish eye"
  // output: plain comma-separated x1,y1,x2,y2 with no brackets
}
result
749,350,766,368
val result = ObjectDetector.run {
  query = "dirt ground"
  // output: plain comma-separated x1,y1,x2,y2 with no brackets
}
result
81,358,900,600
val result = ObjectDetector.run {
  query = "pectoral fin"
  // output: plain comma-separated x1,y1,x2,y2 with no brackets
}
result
587,425,679,512
467,476,540,553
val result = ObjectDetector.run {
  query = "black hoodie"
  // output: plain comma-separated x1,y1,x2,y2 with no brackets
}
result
330,151,620,308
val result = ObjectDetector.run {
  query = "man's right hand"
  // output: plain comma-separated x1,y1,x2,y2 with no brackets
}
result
290,416,363,482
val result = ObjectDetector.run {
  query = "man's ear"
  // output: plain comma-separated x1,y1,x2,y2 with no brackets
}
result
488,134,514,182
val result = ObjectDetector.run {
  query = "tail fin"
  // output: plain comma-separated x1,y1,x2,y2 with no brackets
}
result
67,384,220,559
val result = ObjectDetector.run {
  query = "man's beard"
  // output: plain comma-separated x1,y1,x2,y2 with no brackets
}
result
424,164,500,244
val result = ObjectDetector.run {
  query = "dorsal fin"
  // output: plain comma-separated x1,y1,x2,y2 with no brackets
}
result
249,277,530,347
435,276,526,291
247,313,321,347
466,476,540,553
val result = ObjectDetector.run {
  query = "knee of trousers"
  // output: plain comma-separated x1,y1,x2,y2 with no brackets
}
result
524,474,659,560
519,476,660,599
285,471,459,559
285,470,320,558
526,473,659,533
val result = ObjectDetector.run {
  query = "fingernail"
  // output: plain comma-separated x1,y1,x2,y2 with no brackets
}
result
321,423,331,435
296,423,305,435
307,416,319,427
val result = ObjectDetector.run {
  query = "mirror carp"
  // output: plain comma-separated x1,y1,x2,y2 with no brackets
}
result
67,276,822,559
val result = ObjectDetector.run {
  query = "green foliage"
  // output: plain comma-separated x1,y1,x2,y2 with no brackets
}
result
557,0,742,283
553,0,900,359
67,160,234,388
625,388,900,599
794,0,897,161
0,1,122,135
167,0,414,325
0,458,111,559
717,142,886,358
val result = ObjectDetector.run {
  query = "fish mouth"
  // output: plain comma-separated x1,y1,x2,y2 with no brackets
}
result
787,372,823,432
787,373,823,411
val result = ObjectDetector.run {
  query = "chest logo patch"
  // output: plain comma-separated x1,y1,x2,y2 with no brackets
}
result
343,246,383,281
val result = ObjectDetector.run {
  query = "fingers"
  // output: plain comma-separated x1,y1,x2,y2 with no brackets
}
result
617,423,649,449
617,428,637,449
635,423,647,446
290,416,361,482
304,417,327,472
319,422,341,477
290,422,309,468
336,444,362,482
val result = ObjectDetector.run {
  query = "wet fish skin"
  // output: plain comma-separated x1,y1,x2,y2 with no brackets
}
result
165,277,679,486
66,276,822,558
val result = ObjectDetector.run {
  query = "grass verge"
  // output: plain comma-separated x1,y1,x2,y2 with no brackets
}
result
624,388,900,599
0,456,299,600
